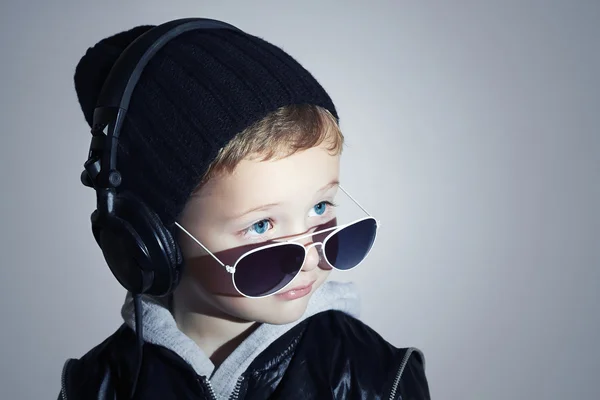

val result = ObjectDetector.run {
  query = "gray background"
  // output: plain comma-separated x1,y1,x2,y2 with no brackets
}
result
1,1,598,399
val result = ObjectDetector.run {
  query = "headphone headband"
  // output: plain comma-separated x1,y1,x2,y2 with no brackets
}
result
82,18,241,192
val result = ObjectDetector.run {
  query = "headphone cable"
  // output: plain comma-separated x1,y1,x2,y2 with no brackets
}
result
130,293,144,399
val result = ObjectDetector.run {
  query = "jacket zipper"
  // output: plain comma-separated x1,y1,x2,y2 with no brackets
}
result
204,377,218,400
60,358,73,400
202,375,244,400
228,376,244,400
388,348,414,400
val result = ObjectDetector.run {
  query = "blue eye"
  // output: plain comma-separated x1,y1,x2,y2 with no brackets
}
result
249,219,270,235
313,201,328,215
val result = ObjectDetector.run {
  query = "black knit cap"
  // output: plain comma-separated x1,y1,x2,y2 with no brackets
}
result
74,22,338,229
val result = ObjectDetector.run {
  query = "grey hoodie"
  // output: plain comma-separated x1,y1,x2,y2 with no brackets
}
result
120,280,362,400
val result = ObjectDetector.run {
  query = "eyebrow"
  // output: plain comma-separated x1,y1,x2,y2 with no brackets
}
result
231,179,340,220
318,179,340,193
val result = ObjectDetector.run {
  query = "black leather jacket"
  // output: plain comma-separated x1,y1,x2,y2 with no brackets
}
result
58,310,430,399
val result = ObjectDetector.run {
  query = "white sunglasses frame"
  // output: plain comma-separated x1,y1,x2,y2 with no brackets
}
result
174,185,380,299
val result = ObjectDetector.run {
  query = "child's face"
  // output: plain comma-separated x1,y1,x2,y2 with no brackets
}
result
175,139,341,325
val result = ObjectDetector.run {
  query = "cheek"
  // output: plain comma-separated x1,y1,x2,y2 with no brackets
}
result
179,233,259,297
313,268,332,291
183,254,239,296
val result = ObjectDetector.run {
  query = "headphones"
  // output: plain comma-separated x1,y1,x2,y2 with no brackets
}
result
80,18,241,297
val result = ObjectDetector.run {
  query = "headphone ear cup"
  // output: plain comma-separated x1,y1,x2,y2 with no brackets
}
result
164,220,184,269
91,209,156,295
91,192,182,296
139,201,183,291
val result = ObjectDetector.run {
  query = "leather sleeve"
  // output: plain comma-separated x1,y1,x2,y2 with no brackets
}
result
394,350,431,400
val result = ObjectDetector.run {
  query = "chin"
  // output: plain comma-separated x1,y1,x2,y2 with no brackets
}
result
254,295,312,325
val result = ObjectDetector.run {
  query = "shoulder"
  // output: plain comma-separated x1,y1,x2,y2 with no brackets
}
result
59,324,213,400
58,324,139,400
303,309,408,360
299,310,431,399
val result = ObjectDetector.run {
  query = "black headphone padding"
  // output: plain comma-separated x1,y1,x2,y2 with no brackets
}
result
91,192,181,296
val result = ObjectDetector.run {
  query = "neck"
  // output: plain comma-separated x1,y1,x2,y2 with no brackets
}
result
172,290,258,368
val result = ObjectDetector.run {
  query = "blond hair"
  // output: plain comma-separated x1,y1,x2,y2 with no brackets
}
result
199,104,344,185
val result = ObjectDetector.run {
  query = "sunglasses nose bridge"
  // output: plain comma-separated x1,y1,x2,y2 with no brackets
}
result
299,242,323,271
304,241,326,259
303,241,323,251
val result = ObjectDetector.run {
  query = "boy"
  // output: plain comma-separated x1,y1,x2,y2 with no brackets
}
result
60,18,430,399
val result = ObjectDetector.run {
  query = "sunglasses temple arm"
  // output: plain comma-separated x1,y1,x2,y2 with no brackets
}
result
173,222,227,268
339,185,371,216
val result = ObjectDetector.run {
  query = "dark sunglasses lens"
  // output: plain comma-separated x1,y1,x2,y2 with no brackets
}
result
234,244,306,297
324,218,377,270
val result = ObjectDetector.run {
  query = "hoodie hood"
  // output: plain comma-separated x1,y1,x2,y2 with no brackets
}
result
121,280,361,399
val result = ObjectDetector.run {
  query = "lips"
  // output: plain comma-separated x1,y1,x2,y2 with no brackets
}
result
281,279,316,293
275,279,317,300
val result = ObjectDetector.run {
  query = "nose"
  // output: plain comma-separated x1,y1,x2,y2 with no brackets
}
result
300,243,318,272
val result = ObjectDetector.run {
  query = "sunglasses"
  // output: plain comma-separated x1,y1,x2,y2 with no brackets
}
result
174,186,379,298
